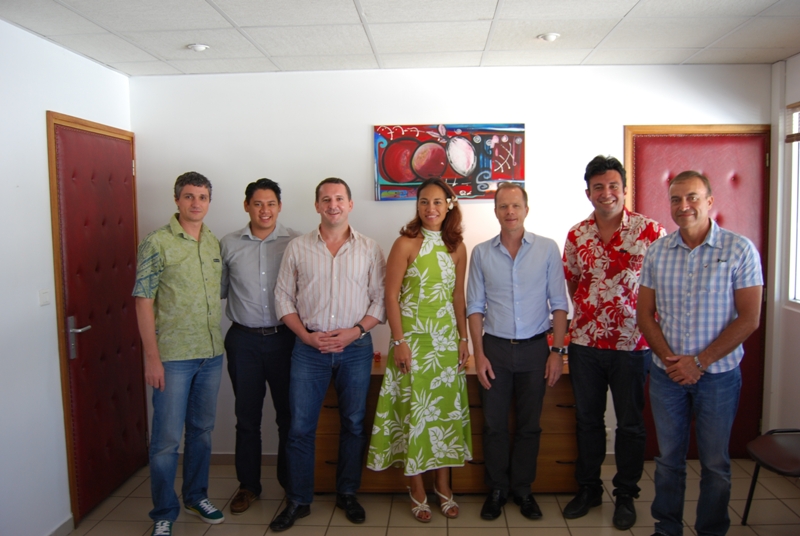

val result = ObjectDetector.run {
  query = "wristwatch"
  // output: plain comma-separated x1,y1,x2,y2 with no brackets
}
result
355,323,367,339
551,346,568,356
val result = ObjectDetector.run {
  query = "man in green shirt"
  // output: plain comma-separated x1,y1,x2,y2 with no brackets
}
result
133,172,225,536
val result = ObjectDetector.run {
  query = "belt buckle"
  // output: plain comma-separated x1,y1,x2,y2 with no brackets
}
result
260,326,278,336
509,338,519,345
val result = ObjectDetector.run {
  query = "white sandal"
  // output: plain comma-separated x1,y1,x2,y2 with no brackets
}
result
434,485,459,519
408,487,432,523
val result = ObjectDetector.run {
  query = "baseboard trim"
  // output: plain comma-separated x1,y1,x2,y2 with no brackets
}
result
49,516,74,536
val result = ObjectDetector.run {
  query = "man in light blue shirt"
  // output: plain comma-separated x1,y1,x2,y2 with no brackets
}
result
637,171,763,536
467,182,569,521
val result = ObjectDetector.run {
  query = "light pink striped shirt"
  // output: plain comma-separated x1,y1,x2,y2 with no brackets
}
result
275,226,386,332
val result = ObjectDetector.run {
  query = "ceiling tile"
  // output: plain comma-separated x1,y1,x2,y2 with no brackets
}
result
499,0,638,19
481,48,591,66
685,46,800,64
712,17,800,49
123,28,263,60
370,21,491,54
66,0,230,32
109,60,182,76
246,24,372,56
49,32,157,63
169,57,280,74
381,51,483,69
584,48,701,65
272,54,379,71
627,0,777,18
0,0,104,35
360,0,497,23
489,19,618,50
215,0,360,26
601,17,749,48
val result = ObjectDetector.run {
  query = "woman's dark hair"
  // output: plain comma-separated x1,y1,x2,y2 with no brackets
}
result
400,178,463,253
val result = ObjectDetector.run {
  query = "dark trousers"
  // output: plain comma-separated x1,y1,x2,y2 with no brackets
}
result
225,323,295,495
481,334,549,498
568,343,650,497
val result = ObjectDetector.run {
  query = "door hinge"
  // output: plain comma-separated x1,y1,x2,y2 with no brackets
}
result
766,153,770,168
132,160,136,176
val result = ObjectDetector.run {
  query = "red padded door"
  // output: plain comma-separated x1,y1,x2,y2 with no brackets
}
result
627,126,769,459
48,113,148,522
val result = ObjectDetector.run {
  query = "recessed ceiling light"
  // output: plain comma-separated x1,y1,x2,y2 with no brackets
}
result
186,43,210,52
536,33,560,42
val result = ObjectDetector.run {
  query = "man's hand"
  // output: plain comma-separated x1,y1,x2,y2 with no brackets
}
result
475,353,495,390
545,351,563,387
318,327,360,353
145,356,165,391
665,355,703,385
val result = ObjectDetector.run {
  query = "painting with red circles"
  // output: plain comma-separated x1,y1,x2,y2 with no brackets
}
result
374,123,525,201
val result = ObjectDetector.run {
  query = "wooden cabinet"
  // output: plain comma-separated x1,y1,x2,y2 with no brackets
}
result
313,356,578,493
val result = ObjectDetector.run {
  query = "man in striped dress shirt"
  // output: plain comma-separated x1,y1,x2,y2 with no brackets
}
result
270,178,386,531
637,171,763,536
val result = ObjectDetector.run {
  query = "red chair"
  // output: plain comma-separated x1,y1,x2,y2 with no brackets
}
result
742,429,800,525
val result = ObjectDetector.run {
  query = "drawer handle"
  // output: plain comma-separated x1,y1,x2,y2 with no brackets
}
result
323,404,339,409
324,459,338,465
555,460,577,465
467,460,485,465
555,404,576,408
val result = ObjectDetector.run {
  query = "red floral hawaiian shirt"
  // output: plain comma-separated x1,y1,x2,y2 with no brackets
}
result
563,208,666,351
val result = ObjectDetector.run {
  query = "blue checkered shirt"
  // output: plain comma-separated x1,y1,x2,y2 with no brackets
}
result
639,220,763,373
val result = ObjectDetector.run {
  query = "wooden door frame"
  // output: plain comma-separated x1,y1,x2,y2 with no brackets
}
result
46,111,140,521
623,124,771,211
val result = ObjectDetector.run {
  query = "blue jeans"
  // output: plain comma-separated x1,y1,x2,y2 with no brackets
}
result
569,344,650,497
286,335,373,505
225,324,295,494
650,364,741,536
149,355,223,522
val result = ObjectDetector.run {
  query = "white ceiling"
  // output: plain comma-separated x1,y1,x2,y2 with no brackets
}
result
2,0,800,77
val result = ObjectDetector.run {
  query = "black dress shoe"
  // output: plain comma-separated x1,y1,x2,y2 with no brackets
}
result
514,493,542,520
480,489,507,520
612,494,636,530
336,493,366,524
562,486,603,519
269,502,310,532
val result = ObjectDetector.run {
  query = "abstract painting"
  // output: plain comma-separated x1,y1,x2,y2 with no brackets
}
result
374,123,525,201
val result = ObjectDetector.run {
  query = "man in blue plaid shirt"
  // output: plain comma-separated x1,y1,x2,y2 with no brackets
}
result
637,170,763,536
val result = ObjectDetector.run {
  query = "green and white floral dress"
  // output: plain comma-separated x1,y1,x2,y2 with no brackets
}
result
367,228,472,476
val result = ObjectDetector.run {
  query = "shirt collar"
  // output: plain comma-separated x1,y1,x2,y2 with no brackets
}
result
315,225,356,244
169,213,207,241
490,230,534,248
586,207,631,234
240,222,289,242
668,219,720,249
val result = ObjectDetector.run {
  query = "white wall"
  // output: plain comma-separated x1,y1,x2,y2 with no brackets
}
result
0,20,130,536
130,63,773,456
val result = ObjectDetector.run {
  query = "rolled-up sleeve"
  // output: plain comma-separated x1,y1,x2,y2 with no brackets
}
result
546,241,569,312
466,245,486,317
365,242,387,322
274,241,298,320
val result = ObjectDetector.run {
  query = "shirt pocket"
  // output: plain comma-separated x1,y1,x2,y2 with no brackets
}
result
701,261,731,294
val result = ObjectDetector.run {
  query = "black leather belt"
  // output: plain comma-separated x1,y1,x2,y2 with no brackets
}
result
486,331,547,345
232,322,288,336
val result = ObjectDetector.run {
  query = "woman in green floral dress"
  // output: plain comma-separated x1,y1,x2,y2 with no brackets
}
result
367,178,472,522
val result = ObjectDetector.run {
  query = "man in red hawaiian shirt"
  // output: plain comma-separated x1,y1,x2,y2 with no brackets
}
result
561,155,666,529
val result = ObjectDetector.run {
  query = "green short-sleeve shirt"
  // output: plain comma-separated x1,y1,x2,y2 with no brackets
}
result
133,214,224,362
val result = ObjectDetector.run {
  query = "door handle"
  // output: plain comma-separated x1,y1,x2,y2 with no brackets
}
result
67,316,91,360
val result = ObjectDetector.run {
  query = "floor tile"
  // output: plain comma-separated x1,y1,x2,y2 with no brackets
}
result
104,497,159,522
221,498,282,524
729,499,800,525
386,528,448,536
130,477,183,498
682,500,742,526
783,497,800,516
112,476,147,497
562,500,616,527
208,478,240,500
325,527,388,536
568,528,629,536
265,527,325,536
293,500,335,526
83,496,125,521
643,461,656,480
68,518,99,535
734,459,757,476
209,465,237,478
329,498,390,526
750,525,800,536
260,465,277,479
757,477,800,499
167,523,210,536
731,478,776,500
447,528,509,536
504,500,567,527
258,478,286,500
720,525,758,535
204,524,267,536
134,466,151,478
443,500,495,527
83,520,152,536
509,528,570,536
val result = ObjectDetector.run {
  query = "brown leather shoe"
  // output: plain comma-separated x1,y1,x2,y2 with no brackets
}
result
230,488,259,515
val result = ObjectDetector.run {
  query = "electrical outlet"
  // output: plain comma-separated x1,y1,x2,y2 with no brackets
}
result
39,289,50,306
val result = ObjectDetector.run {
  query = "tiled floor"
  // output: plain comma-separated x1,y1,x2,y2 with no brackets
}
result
69,459,800,536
